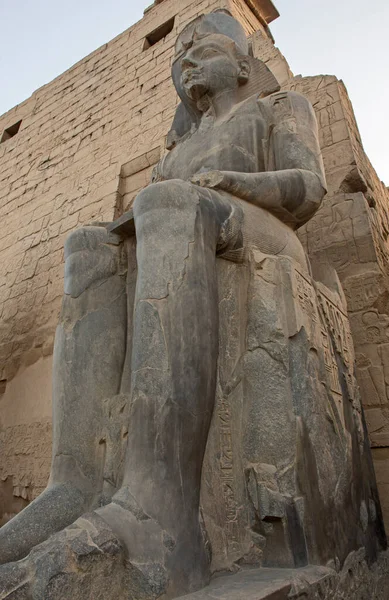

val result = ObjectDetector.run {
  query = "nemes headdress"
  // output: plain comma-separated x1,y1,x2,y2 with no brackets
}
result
173,9,249,60
167,10,280,149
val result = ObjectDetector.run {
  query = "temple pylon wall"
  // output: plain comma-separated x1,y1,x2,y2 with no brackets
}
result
1,0,389,535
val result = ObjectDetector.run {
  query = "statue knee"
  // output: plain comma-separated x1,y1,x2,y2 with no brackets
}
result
64,226,110,260
133,179,195,220
64,226,120,298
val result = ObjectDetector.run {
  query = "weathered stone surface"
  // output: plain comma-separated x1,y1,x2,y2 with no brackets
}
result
0,518,387,600
0,0,274,390
0,513,139,600
1,248,385,597
179,564,332,600
289,73,389,531
178,549,389,600
201,250,386,573
1,0,389,538
0,7,386,600
0,226,127,565
0,0,283,521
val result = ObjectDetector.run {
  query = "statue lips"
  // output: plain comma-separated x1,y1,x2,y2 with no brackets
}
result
182,68,207,101
182,68,204,85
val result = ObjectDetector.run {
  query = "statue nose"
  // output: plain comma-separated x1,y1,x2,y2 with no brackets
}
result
181,56,199,71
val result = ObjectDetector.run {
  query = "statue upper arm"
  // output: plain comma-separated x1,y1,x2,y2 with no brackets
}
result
261,91,327,191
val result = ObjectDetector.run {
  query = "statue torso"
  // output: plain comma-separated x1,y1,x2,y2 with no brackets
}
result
156,93,308,271
160,96,268,181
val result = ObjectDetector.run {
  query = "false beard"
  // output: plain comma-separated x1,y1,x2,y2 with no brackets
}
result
184,81,208,102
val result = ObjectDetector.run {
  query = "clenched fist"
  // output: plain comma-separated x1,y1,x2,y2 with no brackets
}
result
190,170,226,189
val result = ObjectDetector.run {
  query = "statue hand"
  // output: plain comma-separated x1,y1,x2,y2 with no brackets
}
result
190,170,225,189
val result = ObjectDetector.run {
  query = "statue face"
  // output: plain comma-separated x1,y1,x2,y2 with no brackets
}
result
179,34,248,102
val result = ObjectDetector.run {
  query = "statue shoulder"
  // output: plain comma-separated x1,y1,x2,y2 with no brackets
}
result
258,90,316,123
234,93,265,115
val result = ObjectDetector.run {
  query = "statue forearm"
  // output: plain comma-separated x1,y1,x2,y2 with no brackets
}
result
191,169,326,226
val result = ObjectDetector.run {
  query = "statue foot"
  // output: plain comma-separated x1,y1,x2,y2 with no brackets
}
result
0,512,128,600
95,487,211,599
0,483,91,566
0,504,209,600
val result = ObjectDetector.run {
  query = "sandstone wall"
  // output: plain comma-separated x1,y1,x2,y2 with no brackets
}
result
0,0,271,524
286,77,389,532
1,0,389,536
246,29,389,532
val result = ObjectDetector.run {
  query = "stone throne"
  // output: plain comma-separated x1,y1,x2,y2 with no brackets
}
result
0,10,386,600
161,9,387,574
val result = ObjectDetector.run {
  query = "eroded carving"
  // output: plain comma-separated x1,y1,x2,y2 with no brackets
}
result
0,10,385,600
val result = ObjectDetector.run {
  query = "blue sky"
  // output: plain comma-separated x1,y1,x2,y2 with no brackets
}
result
1,0,388,182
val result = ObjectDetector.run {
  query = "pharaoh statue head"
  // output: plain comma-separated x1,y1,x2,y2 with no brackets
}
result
167,10,280,149
173,10,251,103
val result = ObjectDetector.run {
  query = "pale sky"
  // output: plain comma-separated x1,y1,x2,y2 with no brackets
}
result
1,0,388,183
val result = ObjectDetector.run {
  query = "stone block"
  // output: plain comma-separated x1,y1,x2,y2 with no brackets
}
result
201,250,385,573
1,0,389,590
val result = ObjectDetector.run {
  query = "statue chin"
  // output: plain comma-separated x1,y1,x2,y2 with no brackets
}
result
184,81,208,102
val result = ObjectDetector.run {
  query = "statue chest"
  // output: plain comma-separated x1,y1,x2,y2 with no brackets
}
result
161,113,268,181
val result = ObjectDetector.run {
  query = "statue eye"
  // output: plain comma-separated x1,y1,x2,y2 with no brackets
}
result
201,48,220,59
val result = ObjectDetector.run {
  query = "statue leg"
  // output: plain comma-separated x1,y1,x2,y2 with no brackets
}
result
0,226,127,565
97,180,232,597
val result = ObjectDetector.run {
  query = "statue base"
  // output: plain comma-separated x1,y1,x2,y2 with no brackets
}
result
179,552,389,600
1,512,388,600
0,249,386,599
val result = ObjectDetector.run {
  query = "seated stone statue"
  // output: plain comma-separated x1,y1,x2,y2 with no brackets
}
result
0,11,385,600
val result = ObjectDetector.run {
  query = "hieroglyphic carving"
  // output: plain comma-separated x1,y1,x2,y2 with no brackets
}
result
319,292,352,369
217,399,240,555
361,311,389,345
0,421,52,510
294,269,318,324
317,287,365,443
324,241,360,272
316,293,346,425
371,220,389,276
345,272,383,313
293,266,352,424
320,327,343,399
293,267,346,423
